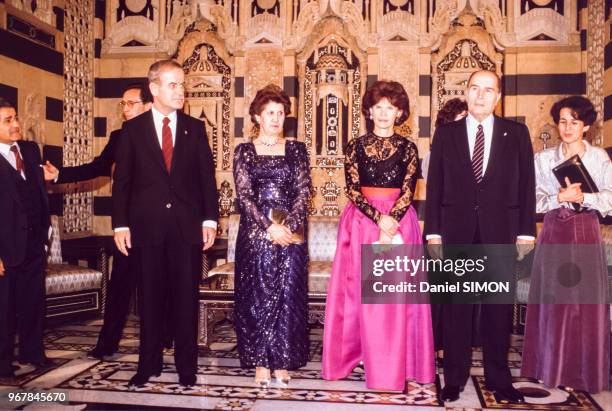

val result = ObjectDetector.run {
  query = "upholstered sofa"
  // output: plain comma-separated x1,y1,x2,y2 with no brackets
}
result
198,214,339,346
45,216,109,323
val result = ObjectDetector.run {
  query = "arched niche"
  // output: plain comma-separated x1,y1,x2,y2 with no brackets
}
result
430,10,503,140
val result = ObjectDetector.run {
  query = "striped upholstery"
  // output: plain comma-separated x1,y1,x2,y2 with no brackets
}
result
45,216,103,294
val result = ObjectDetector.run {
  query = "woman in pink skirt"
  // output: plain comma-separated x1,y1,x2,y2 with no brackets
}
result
322,80,435,391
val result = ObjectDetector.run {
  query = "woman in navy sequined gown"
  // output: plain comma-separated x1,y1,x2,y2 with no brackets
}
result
233,85,311,388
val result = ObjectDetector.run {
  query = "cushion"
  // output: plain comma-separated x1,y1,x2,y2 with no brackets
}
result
47,216,63,265
516,276,531,304
307,261,332,293
45,265,103,295
227,215,240,263
307,217,339,262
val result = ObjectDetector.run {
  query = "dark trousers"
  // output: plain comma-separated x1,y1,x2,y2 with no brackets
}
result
94,251,135,353
94,251,175,354
134,222,200,377
442,303,513,388
442,225,514,389
0,235,46,373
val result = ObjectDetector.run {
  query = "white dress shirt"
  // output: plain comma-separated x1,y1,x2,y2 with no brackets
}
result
151,106,177,147
114,108,217,232
427,114,534,242
535,141,612,216
0,142,25,179
466,113,494,172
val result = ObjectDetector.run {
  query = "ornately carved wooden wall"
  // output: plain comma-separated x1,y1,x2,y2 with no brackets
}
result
90,0,597,236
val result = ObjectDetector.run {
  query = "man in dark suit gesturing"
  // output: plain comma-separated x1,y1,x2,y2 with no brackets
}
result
112,60,218,387
43,83,153,360
425,70,536,403
0,97,51,378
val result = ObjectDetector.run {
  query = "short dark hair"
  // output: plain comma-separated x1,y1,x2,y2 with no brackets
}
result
0,97,15,110
249,84,291,132
435,98,468,128
124,82,152,104
362,80,410,132
550,96,597,126
467,70,501,91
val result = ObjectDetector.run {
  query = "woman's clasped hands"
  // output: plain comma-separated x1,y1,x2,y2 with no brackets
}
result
266,223,294,247
558,176,584,204
377,215,400,244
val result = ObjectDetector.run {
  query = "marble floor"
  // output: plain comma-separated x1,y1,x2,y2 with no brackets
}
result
0,316,609,410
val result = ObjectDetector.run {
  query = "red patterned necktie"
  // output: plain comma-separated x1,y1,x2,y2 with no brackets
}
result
162,117,173,172
472,124,485,184
10,145,24,174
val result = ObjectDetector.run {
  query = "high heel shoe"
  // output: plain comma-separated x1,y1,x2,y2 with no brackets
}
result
274,370,291,387
255,367,271,389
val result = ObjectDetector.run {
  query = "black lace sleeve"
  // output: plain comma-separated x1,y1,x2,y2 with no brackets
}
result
284,142,311,232
389,142,418,221
232,143,272,230
344,138,381,223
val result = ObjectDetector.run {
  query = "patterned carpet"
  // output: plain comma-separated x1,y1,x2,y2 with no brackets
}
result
0,316,608,410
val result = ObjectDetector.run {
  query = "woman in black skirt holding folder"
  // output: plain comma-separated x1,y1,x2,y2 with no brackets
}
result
521,96,610,393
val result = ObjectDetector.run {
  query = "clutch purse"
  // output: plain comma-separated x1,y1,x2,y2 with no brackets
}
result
552,154,599,212
267,208,305,244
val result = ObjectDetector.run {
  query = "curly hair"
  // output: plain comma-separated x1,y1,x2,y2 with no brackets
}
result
249,84,291,134
435,98,468,128
362,80,410,132
550,96,597,126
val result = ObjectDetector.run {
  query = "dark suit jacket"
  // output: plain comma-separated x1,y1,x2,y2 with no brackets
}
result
57,129,121,184
112,110,218,247
424,116,536,244
0,141,50,266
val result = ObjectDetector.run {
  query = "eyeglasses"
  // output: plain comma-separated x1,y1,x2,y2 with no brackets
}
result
118,100,143,109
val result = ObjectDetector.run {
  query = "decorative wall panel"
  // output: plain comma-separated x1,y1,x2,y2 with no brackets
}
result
63,0,95,236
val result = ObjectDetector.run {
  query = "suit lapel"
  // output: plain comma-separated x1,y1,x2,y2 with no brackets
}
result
142,111,168,173
454,118,472,170
0,145,23,205
19,141,36,181
482,116,507,182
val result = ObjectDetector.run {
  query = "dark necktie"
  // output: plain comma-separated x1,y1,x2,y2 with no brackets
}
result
10,145,25,174
472,124,485,184
162,117,173,172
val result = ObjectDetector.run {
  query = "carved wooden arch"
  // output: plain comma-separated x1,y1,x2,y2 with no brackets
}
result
177,30,234,171
296,17,368,147
430,11,503,140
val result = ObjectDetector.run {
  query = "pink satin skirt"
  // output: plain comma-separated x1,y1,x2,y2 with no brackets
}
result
321,189,435,391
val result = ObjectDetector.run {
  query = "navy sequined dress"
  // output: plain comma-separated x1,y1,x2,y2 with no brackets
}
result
232,140,311,370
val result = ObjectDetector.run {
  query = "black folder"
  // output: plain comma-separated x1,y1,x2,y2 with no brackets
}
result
552,154,598,211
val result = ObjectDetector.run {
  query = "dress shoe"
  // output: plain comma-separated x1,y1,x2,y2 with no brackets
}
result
273,370,291,387
128,373,151,387
440,384,464,402
87,347,114,360
178,373,196,387
25,357,52,368
0,369,15,378
255,367,271,389
493,386,525,403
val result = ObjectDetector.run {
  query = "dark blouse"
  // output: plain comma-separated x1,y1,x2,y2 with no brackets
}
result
344,133,418,223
